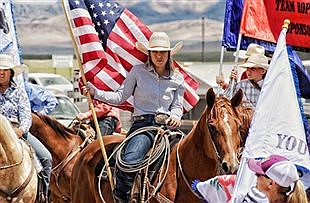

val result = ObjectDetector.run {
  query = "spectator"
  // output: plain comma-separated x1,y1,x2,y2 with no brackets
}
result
225,54,269,107
22,65,58,115
0,54,52,202
216,43,268,90
25,82,58,115
193,155,308,203
76,100,122,136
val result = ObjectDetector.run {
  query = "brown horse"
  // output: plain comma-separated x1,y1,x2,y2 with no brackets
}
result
69,88,253,202
30,113,86,203
0,114,37,202
70,136,125,203
155,88,253,202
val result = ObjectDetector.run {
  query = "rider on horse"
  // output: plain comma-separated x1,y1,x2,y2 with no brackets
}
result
83,32,185,203
0,54,52,202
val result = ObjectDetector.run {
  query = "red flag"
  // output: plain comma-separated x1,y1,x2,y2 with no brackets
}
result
67,0,199,112
240,0,310,49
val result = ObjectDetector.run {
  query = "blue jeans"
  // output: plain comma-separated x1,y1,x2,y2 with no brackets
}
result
27,133,52,197
91,116,118,137
114,119,157,201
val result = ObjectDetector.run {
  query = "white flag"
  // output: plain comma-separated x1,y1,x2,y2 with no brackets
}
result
0,0,24,87
231,26,310,202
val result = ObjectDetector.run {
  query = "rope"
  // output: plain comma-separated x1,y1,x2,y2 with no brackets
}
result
116,126,167,173
97,126,181,203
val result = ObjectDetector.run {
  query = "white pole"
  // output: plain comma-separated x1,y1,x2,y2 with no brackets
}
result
217,46,225,95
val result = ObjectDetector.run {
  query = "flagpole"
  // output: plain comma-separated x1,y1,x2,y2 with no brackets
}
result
226,33,242,99
61,0,115,194
217,45,225,95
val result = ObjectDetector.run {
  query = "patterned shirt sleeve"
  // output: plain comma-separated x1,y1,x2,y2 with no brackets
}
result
18,88,32,134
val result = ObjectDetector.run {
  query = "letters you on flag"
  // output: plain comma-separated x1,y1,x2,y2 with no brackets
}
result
66,0,199,112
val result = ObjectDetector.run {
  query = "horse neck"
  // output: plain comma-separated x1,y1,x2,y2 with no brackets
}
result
177,109,219,178
31,116,81,164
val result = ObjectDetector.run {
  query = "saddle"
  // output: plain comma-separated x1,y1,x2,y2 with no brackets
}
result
130,130,183,203
96,128,183,203
68,119,96,144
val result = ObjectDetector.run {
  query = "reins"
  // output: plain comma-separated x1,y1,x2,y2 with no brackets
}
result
175,124,223,201
175,135,205,200
51,126,93,202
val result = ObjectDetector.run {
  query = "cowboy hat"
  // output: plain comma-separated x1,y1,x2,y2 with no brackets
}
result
238,54,269,70
234,43,267,59
0,54,26,76
136,32,183,56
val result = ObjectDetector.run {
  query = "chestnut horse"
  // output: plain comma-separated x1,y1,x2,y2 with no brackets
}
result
69,88,253,203
0,114,37,202
30,113,87,203
70,136,125,203
155,88,253,202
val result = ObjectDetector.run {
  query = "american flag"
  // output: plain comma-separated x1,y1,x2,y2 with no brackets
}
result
66,0,199,112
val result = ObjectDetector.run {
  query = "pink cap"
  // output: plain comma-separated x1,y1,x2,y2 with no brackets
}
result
248,155,299,188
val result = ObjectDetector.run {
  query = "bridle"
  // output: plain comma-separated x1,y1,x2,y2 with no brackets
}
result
174,115,223,201
50,124,93,202
207,100,243,164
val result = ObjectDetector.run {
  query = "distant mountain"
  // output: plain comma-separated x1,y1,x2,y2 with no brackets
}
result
12,1,225,55
14,1,225,23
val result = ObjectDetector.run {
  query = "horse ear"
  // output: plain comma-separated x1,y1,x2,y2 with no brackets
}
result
206,88,215,108
231,89,243,107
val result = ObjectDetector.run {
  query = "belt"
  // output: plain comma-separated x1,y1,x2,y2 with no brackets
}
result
132,114,155,122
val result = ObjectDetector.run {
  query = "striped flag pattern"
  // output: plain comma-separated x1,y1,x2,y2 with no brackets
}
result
66,0,199,112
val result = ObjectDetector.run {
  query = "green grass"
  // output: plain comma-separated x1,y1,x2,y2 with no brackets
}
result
24,59,79,81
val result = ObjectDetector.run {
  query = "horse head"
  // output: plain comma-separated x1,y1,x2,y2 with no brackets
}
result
30,112,85,202
206,88,245,174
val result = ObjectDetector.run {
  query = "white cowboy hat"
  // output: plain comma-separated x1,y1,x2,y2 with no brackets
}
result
234,43,266,59
238,54,269,70
136,32,183,56
0,54,26,76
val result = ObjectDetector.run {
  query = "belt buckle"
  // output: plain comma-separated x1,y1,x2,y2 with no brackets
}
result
134,115,148,122
154,113,169,125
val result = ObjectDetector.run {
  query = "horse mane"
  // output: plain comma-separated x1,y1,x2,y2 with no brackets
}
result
33,112,75,138
234,101,254,141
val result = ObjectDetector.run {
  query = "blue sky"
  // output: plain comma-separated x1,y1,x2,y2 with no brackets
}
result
13,0,59,4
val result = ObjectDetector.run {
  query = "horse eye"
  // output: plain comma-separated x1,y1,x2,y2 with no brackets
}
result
208,124,218,135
